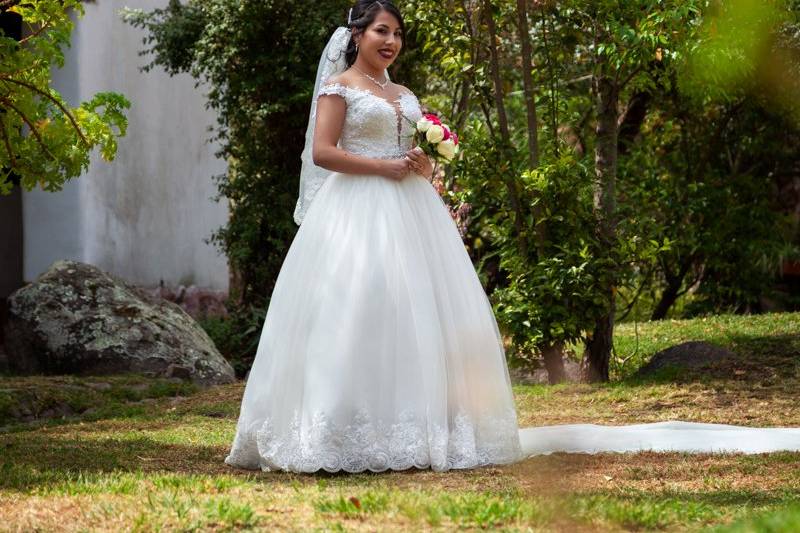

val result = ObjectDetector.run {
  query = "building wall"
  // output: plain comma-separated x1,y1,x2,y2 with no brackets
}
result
22,0,229,291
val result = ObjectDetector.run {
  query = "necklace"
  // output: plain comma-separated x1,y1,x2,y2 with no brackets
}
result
353,65,389,90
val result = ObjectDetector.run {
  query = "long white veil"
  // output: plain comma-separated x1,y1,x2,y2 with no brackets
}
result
293,26,350,226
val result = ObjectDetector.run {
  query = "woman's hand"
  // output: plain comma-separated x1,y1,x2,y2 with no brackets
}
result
379,157,412,181
405,147,433,179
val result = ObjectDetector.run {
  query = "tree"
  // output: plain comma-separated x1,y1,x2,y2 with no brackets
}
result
405,0,677,382
552,0,701,381
0,0,130,195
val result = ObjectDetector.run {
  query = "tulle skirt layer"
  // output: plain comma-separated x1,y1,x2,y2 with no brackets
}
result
224,172,523,473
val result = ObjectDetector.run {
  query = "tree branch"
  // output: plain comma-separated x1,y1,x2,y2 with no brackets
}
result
516,0,548,254
0,96,59,161
19,18,52,44
0,76,89,145
617,266,653,322
540,4,560,157
0,114,17,169
482,0,528,258
516,0,538,168
482,0,511,141
618,65,643,90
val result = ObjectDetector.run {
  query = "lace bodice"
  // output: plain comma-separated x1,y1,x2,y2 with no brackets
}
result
316,82,423,159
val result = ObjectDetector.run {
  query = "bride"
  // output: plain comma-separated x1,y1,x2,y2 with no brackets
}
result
225,0,800,473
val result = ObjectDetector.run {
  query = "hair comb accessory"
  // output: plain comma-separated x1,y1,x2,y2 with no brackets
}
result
347,7,353,25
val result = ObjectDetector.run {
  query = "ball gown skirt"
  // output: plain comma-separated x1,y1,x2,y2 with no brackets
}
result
224,169,524,473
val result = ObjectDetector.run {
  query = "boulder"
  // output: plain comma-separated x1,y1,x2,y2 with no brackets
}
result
3,260,235,386
635,340,738,378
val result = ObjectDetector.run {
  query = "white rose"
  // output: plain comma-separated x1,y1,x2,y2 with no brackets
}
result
426,124,445,143
416,117,433,132
437,139,456,161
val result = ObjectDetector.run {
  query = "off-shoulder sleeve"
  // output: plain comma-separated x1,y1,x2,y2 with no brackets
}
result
317,82,348,99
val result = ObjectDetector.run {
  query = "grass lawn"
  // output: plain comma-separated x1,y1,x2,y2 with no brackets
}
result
0,312,799,531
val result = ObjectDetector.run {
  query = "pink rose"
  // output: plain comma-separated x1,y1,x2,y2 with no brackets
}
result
442,127,451,141
452,133,459,145
424,113,441,125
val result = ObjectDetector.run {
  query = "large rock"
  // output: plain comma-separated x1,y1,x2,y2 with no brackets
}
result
3,260,235,386
635,341,738,378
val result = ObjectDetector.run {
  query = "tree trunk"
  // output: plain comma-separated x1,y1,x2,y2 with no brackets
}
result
651,258,692,320
583,297,614,382
617,90,651,155
482,0,528,259
483,0,510,141
515,0,547,252
541,341,567,384
651,278,682,320
516,0,565,383
583,67,619,383
516,0,539,170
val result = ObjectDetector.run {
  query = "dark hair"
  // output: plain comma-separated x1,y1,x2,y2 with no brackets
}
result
344,0,405,68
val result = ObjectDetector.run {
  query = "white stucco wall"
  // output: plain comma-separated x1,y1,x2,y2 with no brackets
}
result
23,0,229,291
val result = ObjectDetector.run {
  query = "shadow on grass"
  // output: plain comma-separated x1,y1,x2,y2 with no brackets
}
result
619,332,800,387
0,425,468,495
0,429,318,493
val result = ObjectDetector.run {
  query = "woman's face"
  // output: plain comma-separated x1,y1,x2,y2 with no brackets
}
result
355,10,403,70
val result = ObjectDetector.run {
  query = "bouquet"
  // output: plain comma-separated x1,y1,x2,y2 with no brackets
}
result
405,113,461,164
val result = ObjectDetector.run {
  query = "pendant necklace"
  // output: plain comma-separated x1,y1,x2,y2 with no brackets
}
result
353,65,389,90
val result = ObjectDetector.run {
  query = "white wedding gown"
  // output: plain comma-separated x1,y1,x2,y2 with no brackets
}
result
224,82,800,473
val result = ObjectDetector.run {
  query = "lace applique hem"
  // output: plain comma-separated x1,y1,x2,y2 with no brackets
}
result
225,406,523,473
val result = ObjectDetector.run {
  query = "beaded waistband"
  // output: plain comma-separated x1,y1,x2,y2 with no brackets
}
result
371,152,408,160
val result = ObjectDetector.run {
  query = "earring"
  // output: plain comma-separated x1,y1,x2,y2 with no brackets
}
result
355,42,359,53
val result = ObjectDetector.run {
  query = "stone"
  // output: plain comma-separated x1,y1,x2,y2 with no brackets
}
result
635,341,738,377
165,363,193,380
85,382,112,391
509,358,582,385
142,284,229,319
3,260,235,386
